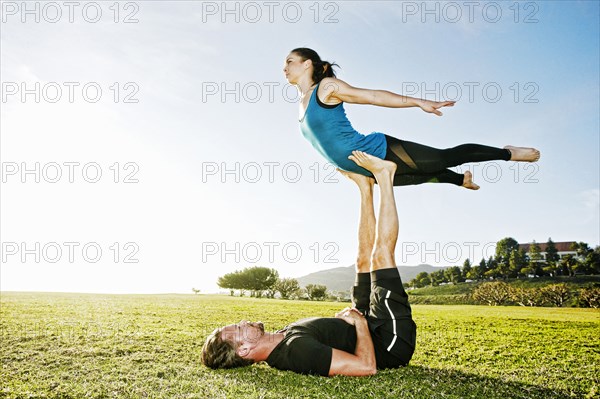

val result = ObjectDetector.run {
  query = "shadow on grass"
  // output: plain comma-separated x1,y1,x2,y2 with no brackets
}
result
213,363,586,399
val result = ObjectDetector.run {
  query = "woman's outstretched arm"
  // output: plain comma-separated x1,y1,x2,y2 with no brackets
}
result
320,77,455,116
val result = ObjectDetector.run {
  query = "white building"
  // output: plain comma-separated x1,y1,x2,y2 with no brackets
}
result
518,241,578,263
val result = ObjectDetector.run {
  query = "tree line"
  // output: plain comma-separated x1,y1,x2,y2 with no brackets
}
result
410,238,600,288
216,266,330,301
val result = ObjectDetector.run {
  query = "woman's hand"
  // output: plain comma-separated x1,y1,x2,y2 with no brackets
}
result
418,99,456,116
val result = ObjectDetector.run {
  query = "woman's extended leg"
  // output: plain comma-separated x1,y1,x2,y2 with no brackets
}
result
381,169,479,190
383,135,539,187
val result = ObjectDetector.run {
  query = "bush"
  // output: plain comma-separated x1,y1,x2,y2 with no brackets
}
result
539,284,570,307
578,284,600,308
510,287,543,307
407,294,476,305
472,282,511,306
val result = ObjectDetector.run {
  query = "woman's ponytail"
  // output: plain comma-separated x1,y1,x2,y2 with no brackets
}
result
291,48,339,84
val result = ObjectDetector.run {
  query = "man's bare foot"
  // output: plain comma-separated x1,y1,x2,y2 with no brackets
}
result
337,168,375,189
348,151,397,181
504,146,541,162
462,170,480,190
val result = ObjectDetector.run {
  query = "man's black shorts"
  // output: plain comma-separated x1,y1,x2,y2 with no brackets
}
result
351,268,417,367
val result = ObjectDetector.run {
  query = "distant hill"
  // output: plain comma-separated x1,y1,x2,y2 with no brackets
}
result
296,264,449,292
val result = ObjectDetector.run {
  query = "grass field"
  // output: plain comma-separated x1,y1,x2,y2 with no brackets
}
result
1,292,598,399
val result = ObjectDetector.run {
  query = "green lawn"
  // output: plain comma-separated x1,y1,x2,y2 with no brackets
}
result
1,292,598,399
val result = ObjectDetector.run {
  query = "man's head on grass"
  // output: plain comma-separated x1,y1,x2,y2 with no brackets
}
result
201,320,265,369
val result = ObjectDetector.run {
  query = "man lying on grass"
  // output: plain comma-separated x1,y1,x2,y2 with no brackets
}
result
201,151,417,377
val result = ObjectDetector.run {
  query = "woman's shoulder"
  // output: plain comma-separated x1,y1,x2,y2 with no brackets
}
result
319,77,348,91
319,78,376,106
320,76,342,85
318,77,349,105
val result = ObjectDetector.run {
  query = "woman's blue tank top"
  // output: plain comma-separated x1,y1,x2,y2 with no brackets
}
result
299,82,388,176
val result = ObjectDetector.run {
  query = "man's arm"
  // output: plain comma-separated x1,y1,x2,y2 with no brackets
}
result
328,308,377,377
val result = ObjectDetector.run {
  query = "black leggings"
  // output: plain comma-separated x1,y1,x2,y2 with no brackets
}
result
383,135,511,186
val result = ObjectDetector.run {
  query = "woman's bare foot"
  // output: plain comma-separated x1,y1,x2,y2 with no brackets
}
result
348,151,397,181
337,168,375,189
504,145,541,162
462,170,480,190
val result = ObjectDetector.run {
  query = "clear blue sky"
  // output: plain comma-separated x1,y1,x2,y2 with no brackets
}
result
1,1,598,293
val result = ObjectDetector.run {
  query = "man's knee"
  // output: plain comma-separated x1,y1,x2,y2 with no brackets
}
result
371,248,394,269
356,255,371,270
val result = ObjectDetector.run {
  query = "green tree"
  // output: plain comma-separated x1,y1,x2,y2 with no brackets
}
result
305,284,328,301
444,266,462,284
430,269,446,286
484,268,501,279
520,265,534,277
275,278,301,299
560,254,578,277
590,246,600,274
575,242,600,275
471,258,487,280
495,237,520,276
528,241,543,276
462,259,472,279
217,270,245,296
412,272,431,288
571,242,594,275
545,238,560,275
509,248,527,277
217,267,279,297
245,267,279,297
572,241,591,258
487,256,498,278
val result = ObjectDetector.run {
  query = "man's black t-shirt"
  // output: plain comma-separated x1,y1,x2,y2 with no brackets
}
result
265,277,417,376
265,317,356,376
265,316,409,376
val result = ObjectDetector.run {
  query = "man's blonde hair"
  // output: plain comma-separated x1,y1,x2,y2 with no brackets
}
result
201,328,254,369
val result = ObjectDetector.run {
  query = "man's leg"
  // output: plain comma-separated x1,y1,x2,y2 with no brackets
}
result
348,151,416,367
338,169,376,314
338,170,376,273
347,151,398,271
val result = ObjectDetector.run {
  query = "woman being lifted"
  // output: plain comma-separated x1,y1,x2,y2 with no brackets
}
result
285,47,540,189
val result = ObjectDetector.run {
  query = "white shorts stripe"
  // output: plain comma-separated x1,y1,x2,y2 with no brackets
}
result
384,290,398,352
